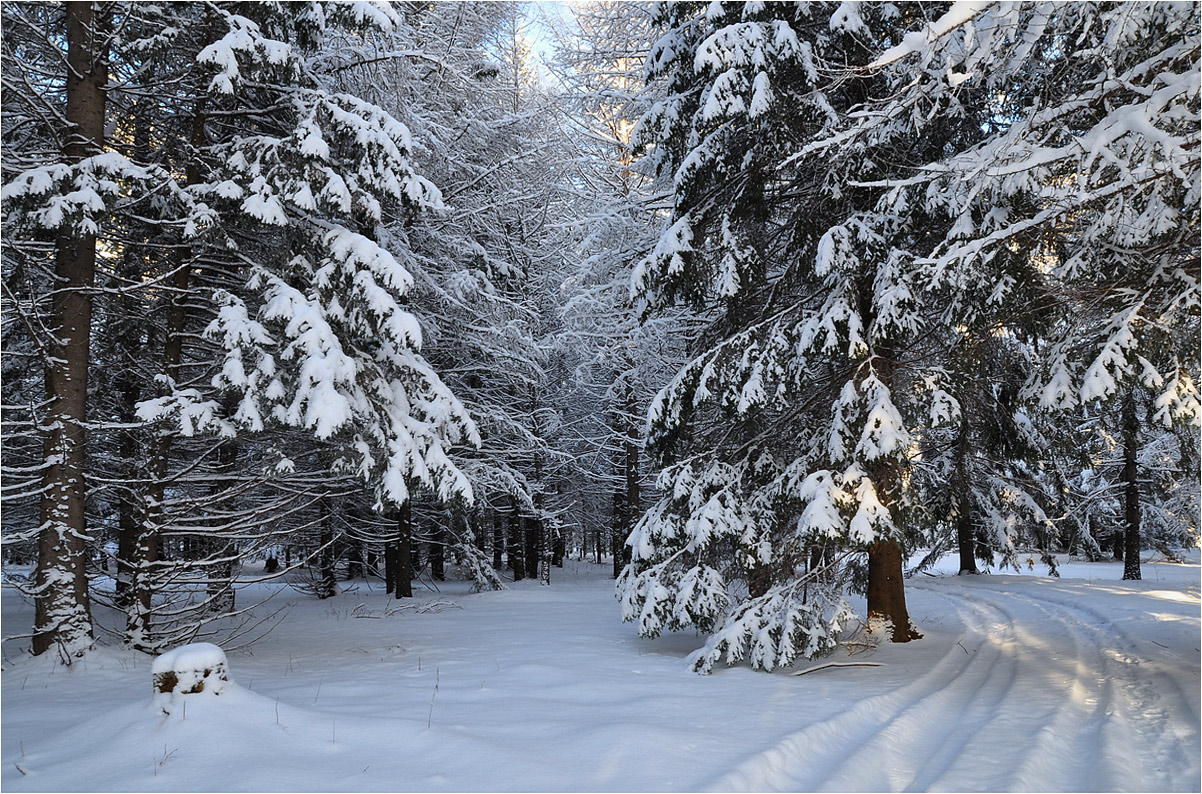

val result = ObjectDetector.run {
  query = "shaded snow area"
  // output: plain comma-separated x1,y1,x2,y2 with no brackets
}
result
2,554,1199,792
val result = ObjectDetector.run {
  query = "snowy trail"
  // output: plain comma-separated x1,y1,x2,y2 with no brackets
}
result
927,580,1200,793
708,577,1200,793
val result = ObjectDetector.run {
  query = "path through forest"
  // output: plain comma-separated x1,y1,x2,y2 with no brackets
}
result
2,553,1198,792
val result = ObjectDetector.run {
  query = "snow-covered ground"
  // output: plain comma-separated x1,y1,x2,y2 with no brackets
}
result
2,552,1199,792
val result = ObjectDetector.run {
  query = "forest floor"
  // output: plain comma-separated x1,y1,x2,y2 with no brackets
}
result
1,550,1199,792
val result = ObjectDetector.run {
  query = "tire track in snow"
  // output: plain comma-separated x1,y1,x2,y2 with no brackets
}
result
705,590,1018,792
816,588,1023,792
706,579,1198,792
931,581,1199,792
916,582,1121,792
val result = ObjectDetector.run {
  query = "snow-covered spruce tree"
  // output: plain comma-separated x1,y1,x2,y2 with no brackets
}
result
621,2,1002,672
850,2,1200,579
3,2,478,654
1056,394,1200,571
908,328,1061,577
3,3,282,654
90,2,297,648
259,1,510,596
130,2,479,583
320,1,569,587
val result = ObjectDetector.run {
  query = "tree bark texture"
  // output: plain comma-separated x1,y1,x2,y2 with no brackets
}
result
396,500,413,597
205,439,238,613
524,515,539,580
318,502,336,599
622,378,639,570
34,1,108,659
867,538,921,642
611,487,625,579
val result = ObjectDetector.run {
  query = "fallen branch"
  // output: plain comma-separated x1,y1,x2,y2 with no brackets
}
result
792,661,883,677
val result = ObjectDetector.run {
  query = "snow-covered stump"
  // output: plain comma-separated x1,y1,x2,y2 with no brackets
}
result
152,643,230,713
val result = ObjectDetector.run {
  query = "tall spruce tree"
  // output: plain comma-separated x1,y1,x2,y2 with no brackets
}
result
3,1,481,656
849,1,1200,578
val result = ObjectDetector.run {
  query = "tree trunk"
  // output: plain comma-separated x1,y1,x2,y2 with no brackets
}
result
396,500,413,597
124,92,209,648
492,508,504,569
113,97,153,610
384,542,397,594
524,516,539,580
538,512,551,586
508,497,525,581
867,538,921,642
955,423,978,575
205,438,238,613
1121,395,1142,581
863,350,919,643
471,510,485,553
114,372,142,608
553,528,565,568
347,544,363,580
34,2,108,659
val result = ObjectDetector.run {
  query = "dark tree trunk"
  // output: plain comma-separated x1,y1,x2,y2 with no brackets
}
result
384,542,397,594
472,510,485,553
492,509,504,569
347,544,363,580
524,516,539,580
113,97,152,610
396,500,413,597
205,439,238,613
622,377,639,570
508,497,525,581
34,1,108,659
1112,533,1124,561
537,512,551,585
748,562,771,598
114,369,142,609
123,92,209,648
553,529,565,568
1121,395,1142,581
867,539,921,642
955,421,978,575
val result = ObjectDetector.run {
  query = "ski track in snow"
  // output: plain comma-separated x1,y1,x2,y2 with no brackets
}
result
707,578,1199,793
